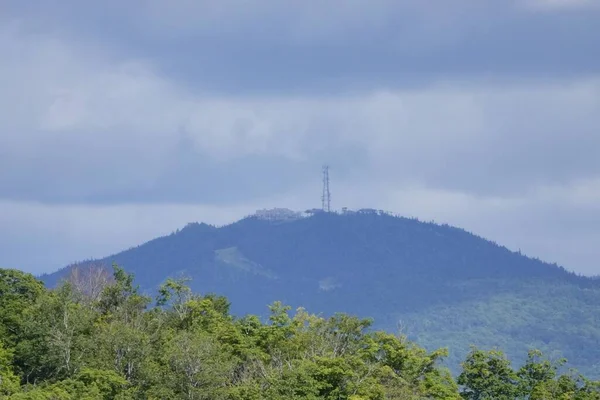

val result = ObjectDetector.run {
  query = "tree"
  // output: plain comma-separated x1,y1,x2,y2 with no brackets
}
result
0,340,19,396
0,269,45,349
93,266,151,383
516,349,564,398
3,266,600,399
13,282,95,383
67,264,112,303
458,348,519,400
162,330,234,400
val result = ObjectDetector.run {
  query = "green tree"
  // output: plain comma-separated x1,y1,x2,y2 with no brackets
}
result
0,340,19,396
0,269,45,349
458,348,519,400
4,266,600,400
162,330,235,400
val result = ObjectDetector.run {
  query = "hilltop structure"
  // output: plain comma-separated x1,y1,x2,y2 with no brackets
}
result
254,208,303,221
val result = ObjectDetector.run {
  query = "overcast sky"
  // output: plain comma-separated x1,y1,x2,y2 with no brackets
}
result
1,0,600,276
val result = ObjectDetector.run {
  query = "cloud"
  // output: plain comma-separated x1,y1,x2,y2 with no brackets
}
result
522,0,600,11
1,25,598,205
1,1,600,276
5,1,600,94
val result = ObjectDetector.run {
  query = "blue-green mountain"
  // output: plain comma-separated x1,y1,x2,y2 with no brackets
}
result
40,210,600,376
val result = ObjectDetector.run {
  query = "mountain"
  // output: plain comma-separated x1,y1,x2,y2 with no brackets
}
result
40,209,600,376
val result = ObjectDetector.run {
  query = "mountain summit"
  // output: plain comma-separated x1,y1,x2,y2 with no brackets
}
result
40,209,600,376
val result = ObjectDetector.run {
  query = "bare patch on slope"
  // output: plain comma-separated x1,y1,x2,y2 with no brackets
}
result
214,247,277,279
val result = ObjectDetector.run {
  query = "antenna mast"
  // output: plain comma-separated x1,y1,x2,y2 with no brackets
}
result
322,165,331,212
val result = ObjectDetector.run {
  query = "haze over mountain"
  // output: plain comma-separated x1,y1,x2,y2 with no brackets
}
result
41,209,600,377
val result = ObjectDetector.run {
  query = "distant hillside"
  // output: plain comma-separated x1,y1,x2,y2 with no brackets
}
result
40,210,600,376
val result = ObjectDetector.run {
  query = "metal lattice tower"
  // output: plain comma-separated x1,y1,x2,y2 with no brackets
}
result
322,165,331,212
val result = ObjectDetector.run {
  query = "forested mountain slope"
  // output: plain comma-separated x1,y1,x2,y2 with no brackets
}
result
40,211,600,376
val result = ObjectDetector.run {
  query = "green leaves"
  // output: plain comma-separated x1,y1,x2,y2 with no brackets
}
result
0,340,20,396
458,347,600,400
3,266,600,399
458,348,520,400
0,269,45,349
162,330,235,399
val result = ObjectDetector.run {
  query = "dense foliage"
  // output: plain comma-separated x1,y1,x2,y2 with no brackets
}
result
3,267,600,399
396,279,600,376
40,212,600,376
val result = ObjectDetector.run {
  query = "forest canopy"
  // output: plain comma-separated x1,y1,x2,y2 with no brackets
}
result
1,266,599,400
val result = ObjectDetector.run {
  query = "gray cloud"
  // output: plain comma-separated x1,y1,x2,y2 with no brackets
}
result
1,1,600,275
4,1,600,94
1,32,597,204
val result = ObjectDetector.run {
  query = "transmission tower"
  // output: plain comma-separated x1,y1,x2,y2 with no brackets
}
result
322,165,331,212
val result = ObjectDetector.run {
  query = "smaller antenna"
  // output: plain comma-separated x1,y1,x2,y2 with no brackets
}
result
322,165,331,212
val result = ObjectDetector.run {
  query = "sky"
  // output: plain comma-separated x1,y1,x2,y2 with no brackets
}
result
1,0,599,276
